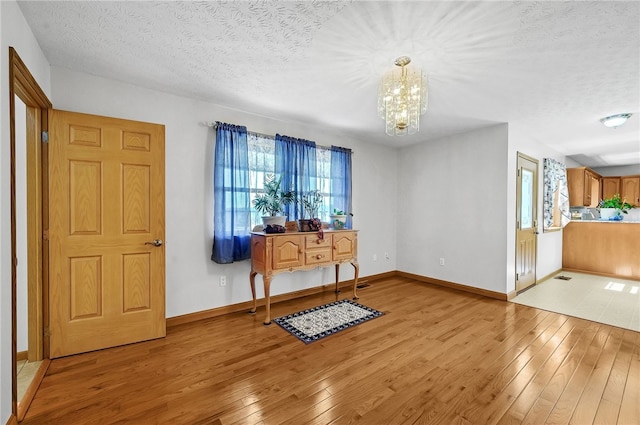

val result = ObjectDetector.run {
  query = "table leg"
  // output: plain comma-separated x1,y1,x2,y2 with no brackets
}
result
249,271,257,314
263,275,272,325
334,264,341,294
351,261,360,300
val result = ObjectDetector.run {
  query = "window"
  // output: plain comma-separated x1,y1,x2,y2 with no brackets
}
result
212,122,352,264
247,134,337,228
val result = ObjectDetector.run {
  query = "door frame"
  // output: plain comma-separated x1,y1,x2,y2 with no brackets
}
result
515,152,539,292
9,47,52,419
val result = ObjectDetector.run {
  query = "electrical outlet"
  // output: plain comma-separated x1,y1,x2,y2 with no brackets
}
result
439,258,445,266
219,275,227,287
373,254,377,261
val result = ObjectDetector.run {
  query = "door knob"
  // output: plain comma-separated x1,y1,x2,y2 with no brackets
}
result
145,239,164,247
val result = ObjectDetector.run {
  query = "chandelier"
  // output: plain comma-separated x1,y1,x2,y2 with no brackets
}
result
378,56,428,136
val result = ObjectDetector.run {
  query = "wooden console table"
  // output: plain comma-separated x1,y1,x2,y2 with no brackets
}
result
249,230,359,325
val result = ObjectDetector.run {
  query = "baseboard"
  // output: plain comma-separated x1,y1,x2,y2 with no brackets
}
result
16,351,27,362
506,290,518,301
537,268,563,285
167,270,509,328
168,277,361,328
5,414,18,425
507,268,563,300
361,270,398,283
396,271,508,301
561,268,640,282
17,359,50,422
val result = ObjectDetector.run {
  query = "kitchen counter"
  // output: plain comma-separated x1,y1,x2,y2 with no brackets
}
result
570,219,640,224
563,221,640,280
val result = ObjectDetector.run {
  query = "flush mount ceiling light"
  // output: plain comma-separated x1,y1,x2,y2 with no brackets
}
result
600,113,632,128
378,56,428,136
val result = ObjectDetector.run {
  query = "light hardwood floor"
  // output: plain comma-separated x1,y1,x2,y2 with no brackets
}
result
22,277,639,424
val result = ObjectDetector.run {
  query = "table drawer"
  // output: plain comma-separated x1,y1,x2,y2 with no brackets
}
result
305,234,331,249
305,249,331,265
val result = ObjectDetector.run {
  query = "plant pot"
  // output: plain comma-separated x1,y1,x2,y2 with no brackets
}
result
262,215,286,228
330,214,347,229
298,218,321,232
599,208,621,220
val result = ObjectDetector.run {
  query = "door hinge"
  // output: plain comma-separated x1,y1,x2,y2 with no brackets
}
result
42,131,49,143
43,229,49,241
517,168,520,177
516,273,519,281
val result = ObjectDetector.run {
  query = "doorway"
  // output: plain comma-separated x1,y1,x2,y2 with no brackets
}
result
515,152,539,292
9,48,167,422
14,92,45,410
9,47,52,421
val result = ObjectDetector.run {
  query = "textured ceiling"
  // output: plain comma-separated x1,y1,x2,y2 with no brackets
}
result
18,1,640,167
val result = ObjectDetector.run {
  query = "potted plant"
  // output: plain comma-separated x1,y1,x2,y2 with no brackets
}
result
598,193,635,220
298,190,323,232
252,174,296,231
329,208,353,230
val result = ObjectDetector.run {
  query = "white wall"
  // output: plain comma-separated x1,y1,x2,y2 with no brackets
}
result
0,1,51,422
592,164,640,176
48,64,566,314
396,124,510,293
565,157,584,168
397,122,568,296
50,66,398,319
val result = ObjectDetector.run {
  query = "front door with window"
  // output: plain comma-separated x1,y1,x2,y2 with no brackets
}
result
48,109,166,358
516,153,538,292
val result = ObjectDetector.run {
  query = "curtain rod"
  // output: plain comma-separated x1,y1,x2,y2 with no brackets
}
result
207,121,353,153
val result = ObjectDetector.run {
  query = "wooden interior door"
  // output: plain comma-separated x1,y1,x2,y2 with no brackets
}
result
515,153,538,292
48,110,165,358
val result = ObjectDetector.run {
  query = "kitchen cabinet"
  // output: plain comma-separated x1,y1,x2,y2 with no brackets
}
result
601,177,621,200
621,176,640,205
567,167,601,207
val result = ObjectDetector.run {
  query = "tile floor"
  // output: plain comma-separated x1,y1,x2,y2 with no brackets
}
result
512,271,640,332
17,359,42,401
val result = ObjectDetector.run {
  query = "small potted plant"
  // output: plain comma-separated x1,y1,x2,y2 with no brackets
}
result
598,193,635,220
298,190,323,232
329,208,353,229
252,174,296,231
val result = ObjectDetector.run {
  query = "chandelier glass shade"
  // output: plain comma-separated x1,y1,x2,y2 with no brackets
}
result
378,56,428,136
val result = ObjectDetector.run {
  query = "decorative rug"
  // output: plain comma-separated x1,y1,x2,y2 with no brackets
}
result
274,299,384,344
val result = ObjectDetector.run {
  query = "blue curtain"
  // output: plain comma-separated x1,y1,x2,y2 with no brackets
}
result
211,122,251,264
275,134,317,220
331,146,353,228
